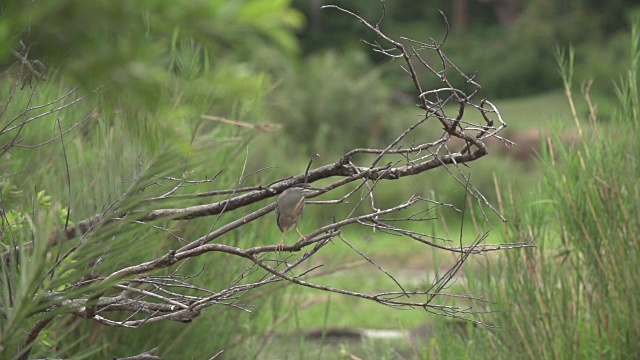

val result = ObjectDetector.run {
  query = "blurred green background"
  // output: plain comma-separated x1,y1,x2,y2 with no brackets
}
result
1,0,639,358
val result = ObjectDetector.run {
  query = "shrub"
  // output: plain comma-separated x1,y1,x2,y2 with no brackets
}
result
460,27,640,359
267,49,392,154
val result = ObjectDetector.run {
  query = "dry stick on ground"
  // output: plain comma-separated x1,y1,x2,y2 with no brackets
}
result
3,5,535,355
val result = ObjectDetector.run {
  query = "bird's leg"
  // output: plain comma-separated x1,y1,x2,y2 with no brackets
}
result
295,225,306,240
276,229,287,252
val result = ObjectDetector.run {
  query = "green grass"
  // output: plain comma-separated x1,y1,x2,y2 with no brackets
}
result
480,89,581,130
240,218,512,358
433,40,640,359
236,88,592,358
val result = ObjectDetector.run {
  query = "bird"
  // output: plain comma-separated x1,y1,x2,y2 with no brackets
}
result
275,184,319,251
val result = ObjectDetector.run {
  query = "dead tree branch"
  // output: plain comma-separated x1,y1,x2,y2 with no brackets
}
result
1,4,530,357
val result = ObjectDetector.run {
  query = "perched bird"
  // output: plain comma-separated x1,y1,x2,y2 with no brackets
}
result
275,184,320,251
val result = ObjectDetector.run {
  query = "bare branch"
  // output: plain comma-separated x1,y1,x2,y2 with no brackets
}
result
1,5,526,352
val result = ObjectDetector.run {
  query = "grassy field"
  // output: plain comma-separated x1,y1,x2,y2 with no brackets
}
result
228,88,587,358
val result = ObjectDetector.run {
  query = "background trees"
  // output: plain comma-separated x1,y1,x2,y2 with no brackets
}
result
292,0,640,100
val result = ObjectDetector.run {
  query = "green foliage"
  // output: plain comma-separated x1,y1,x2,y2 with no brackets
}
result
0,1,303,356
292,0,640,101
0,0,303,107
293,0,495,55
0,180,23,210
267,49,392,154
0,77,274,359
456,26,640,359
445,1,602,98
0,185,65,252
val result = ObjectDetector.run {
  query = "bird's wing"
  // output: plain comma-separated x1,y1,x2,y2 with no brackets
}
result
293,197,305,217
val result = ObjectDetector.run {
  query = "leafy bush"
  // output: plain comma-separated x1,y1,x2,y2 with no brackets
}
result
0,3,296,357
459,28,640,359
267,49,392,154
